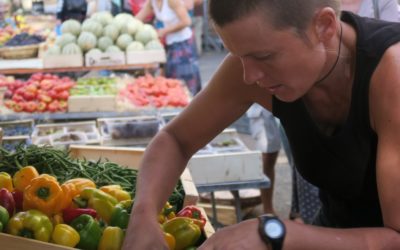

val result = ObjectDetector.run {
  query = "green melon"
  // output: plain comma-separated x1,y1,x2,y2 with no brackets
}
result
55,33,76,48
77,32,97,52
98,36,114,51
61,19,81,36
82,19,103,37
116,34,133,51
62,43,82,55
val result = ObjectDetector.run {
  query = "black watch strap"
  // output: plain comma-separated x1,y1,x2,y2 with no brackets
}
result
258,215,285,250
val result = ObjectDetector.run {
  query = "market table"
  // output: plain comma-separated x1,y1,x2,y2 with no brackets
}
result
196,175,270,227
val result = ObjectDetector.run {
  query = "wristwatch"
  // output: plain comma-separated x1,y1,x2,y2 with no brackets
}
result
258,214,286,250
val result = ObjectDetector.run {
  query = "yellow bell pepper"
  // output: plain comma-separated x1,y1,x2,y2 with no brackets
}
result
75,188,118,223
23,174,65,216
51,224,80,248
51,213,64,226
12,166,39,192
162,217,201,250
99,185,131,202
158,202,176,224
63,178,96,196
7,209,53,242
98,226,124,250
0,172,13,191
164,232,176,250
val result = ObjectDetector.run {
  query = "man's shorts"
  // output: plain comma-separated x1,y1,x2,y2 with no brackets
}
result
247,104,281,153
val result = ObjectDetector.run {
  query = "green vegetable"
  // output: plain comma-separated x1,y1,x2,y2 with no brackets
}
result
0,145,185,210
0,205,9,232
70,214,103,250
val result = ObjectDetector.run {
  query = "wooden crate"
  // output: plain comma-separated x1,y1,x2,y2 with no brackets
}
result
68,145,199,207
0,207,214,250
68,95,117,112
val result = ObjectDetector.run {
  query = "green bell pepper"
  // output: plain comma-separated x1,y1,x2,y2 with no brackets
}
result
7,209,53,242
110,199,133,229
0,205,9,232
70,214,103,250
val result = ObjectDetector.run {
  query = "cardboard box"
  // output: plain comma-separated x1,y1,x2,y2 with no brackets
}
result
85,52,125,67
43,54,83,68
68,95,116,112
126,50,166,64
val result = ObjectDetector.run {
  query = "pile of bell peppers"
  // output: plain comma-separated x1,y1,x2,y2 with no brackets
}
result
0,165,208,250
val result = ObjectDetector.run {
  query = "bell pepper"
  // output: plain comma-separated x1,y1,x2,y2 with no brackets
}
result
162,217,201,250
51,223,80,248
11,190,23,212
23,174,65,216
99,185,131,202
58,182,78,211
177,206,206,228
74,187,118,224
12,166,39,192
98,226,124,250
110,199,133,229
164,232,176,250
63,178,96,196
51,213,64,226
0,188,15,216
0,172,13,191
159,202,176,224
7,209,53,242
70,214,103,250
62,207,97,224
0,205,9,232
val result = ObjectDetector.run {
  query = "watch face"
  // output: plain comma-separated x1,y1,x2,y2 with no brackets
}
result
264,219,284,239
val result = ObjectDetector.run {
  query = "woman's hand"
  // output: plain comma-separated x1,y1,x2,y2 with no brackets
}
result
122,213,169,250
198,218,269,250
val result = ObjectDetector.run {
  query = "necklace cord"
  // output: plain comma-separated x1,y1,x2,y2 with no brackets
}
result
315,22,343,83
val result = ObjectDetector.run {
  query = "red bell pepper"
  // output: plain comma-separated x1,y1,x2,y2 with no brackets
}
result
62,208,97,224
0,188,15,216
11,190,23,212
177,205,206,228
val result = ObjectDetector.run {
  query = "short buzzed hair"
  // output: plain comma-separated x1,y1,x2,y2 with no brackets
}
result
209,0,341,34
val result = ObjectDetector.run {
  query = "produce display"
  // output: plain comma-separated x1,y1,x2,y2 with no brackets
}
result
3,73,75,113
118,74,190,109
70,77,119,96
0,26,17,46
51,12,163,57
3,32,44,47
0,120,33,136
0,144,209,249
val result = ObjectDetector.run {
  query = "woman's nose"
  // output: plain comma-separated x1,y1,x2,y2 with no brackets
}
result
240,57,264,85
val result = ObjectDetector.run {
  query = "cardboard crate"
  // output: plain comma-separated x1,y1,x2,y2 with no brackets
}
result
0,119,34,137
43,54,83,68
126,50,166,64
85,51,125,67
68,95,117,112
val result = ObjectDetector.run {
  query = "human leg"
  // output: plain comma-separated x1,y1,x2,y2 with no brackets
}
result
247,106,281,214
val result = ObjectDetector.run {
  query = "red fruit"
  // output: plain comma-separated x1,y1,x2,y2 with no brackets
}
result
38,94,52,103
47,100,60,112
12,94,24,102
11,190,23,212
39,79,54,90
13,102,24,112
37,102,47,112
22,91,36,101
23,101,37,113
57,90,69,100
58,100,68,109
30,73,43,81
4,100,15,109
48,89,59,99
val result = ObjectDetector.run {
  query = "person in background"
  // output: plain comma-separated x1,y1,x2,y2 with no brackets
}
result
246,104,281,214
0,0,12,28
135,0,202,96
56,0,88,22
341,0,398,21
192,0,203,56
122,0,400,249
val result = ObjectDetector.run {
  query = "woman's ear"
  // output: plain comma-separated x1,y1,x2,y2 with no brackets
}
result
313,7,338,43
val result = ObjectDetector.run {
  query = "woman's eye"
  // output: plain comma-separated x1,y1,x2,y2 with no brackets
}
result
254,54,272,61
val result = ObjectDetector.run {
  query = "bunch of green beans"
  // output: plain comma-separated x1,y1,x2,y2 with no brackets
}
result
0,144,184,210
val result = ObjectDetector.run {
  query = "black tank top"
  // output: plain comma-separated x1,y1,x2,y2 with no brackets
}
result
273,11,400,228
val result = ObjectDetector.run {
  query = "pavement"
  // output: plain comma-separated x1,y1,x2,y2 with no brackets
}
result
197,50,293,222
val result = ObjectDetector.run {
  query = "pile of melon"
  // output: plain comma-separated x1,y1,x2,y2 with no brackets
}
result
46,12,164,56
